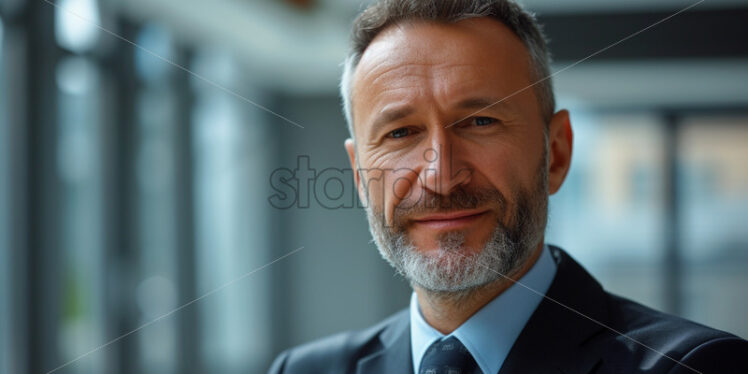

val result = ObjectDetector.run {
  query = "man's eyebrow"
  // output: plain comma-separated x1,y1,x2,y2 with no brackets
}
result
368,106,415,138
454,97,512,112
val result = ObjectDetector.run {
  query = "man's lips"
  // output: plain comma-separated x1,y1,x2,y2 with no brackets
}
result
410,209,488,230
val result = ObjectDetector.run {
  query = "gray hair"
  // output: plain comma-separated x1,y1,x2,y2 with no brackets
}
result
340,0,555,138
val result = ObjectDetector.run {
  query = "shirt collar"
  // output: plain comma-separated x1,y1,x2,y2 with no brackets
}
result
410,244,557,374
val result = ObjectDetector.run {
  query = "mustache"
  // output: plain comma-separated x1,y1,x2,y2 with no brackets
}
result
392,186,508,226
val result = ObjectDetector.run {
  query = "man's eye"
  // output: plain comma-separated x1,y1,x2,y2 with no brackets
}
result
388,127,410,139
471,117,496,127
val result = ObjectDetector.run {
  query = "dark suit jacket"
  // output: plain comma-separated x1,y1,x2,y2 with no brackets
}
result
268,246,748,373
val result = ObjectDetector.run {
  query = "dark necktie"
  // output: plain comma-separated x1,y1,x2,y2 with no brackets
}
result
419,336,481,374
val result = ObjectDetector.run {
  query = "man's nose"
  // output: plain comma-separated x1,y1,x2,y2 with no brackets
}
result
419,130,472,196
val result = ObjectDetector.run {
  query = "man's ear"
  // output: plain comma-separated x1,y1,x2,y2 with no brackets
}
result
547,110,573,195
344,138,365,202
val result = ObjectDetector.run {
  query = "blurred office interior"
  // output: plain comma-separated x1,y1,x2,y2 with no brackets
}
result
1,0,747,373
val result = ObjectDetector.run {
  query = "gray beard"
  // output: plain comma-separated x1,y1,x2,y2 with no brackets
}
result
364,164,548,298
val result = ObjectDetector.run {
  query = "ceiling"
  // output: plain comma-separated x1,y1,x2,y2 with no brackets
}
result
108,0,748,107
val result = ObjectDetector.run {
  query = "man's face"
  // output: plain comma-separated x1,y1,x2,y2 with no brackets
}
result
345,18,572,292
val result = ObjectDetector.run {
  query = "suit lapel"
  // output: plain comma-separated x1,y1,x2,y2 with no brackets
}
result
355,247,609,374
356,310,414,374
498,246,608,374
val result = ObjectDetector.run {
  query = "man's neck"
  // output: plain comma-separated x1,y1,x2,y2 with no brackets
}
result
414,242,545,334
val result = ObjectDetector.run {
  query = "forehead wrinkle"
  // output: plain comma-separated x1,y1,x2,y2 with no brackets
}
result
353,19,531,137
356,62,435,138
362,62,486,110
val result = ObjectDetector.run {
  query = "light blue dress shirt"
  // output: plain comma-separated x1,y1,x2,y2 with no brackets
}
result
410,244,557,374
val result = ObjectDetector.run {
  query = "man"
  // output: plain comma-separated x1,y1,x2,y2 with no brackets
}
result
269,1,748,373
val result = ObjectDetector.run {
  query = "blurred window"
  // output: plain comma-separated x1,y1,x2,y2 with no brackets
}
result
0,14,10,374
679,115,748,338
134,23,179,374
547,111,668,311
547,108,748,339
55,55,107,373
191,50,273,374
54,0,100,53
